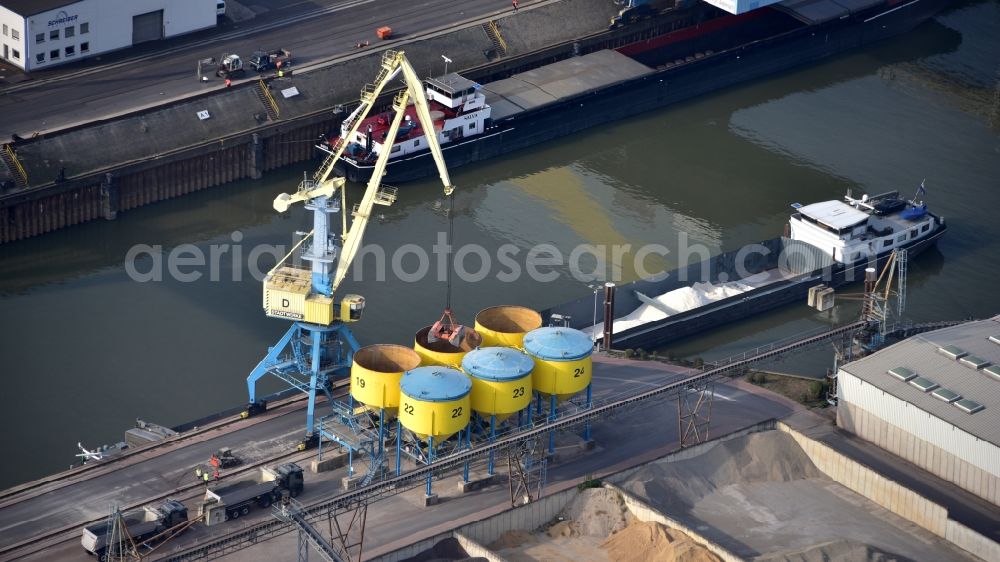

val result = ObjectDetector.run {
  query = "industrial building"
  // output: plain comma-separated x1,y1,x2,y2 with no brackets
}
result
0,0,216,72
837,316,1000,506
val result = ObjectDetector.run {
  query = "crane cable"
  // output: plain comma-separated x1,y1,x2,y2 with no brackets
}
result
445,192,455,312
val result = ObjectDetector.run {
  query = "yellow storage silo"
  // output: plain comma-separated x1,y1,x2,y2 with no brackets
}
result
474,306,542,348
350,344,421,415
413,325,481,367
398,367,472,443
523,327,593,402
461,347,534,423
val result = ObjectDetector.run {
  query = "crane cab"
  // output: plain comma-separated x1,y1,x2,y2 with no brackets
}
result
263,266,365,325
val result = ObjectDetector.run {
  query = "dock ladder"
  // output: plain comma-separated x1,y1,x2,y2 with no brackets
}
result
482,20,508,58
256,79,280,120
2,144,28,188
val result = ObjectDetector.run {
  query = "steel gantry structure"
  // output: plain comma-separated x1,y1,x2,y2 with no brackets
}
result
164,319,886,562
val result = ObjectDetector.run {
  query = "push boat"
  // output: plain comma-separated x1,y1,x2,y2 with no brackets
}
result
542,189,946,351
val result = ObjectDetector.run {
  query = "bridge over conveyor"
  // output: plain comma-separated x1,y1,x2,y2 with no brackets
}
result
164,319,921,562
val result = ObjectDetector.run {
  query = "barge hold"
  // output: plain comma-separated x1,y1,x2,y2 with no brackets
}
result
0,0,954,244
544,189,947,351
331,0,956,183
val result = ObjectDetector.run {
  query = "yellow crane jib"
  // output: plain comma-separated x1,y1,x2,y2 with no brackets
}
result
244,49,457,444
261,49,455,327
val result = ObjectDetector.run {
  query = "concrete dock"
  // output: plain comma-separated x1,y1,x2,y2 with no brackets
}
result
0,355,793,560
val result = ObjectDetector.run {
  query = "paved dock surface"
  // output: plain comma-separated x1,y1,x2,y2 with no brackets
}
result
0,0,565,139
0,355,793,560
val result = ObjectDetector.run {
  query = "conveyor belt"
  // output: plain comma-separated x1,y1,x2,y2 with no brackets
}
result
161,320,872,561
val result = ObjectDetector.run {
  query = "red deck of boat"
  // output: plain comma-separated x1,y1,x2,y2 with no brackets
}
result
616,8,770,57
350,100,456,146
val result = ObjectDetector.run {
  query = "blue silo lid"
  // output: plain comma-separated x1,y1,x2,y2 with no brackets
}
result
400,367,471,402
523,327,593,361
462,347,534,382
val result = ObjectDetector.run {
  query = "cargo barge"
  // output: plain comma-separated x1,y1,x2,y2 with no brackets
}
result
331,0,954,183
542,189,947,351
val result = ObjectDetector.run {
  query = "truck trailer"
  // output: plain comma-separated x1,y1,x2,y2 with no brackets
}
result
81,500,187,560
199,462,304,526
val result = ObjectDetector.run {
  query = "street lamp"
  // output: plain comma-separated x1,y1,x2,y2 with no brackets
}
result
588,284,600,351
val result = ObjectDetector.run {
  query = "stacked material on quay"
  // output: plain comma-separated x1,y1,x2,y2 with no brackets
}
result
487,487,720,562
612,431,978,561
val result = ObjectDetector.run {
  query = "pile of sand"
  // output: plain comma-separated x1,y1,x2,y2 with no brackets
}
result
618,431,823,514
558,487,629,537
402,537,489,562
602,518,722,562
490,488,720,562
756,539,913,562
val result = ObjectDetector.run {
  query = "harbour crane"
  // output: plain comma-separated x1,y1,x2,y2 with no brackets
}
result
243,50,456,449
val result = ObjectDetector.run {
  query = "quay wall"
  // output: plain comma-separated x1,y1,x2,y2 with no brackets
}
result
0,0,698,244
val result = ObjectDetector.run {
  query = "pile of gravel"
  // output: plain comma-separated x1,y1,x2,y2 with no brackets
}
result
617,431,823,514
402,537,488,562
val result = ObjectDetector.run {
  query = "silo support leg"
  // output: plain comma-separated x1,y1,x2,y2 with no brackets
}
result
547,395,557,454
487,415,497,476
395,420,402,476
425,437,435,497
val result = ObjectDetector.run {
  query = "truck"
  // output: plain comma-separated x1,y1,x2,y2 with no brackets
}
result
81,500,187,560
248,48,291,72
216,53,245,78
609,0,673,28
198,462,304,526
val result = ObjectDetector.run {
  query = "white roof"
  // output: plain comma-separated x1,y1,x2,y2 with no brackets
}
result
798,200,869,230
840,316,1000,448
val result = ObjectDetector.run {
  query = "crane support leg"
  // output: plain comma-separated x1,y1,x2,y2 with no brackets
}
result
306,328,323,437
246,325,298,404
243,322,360,429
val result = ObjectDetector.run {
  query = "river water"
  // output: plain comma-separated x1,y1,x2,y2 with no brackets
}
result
1,0,997,488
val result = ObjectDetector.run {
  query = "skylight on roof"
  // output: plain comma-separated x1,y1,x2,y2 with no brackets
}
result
938,345,967,360
984,365,1000,381
960,355,990,370
909,377,939,392
932,388,961,403
888,367,917,382
954,399,984,414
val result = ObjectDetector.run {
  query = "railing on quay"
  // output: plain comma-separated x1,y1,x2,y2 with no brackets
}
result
159,320,870,562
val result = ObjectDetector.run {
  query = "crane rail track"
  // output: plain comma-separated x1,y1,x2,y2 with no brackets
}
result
0,391,314,507
3,319,961,561
0,382,350,560
161,320,881,561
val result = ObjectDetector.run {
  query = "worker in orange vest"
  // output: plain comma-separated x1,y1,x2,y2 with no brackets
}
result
225,78,232,88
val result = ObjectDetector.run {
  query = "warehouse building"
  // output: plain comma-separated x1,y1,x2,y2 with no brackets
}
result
837,316,1000,506
0,0,216,72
